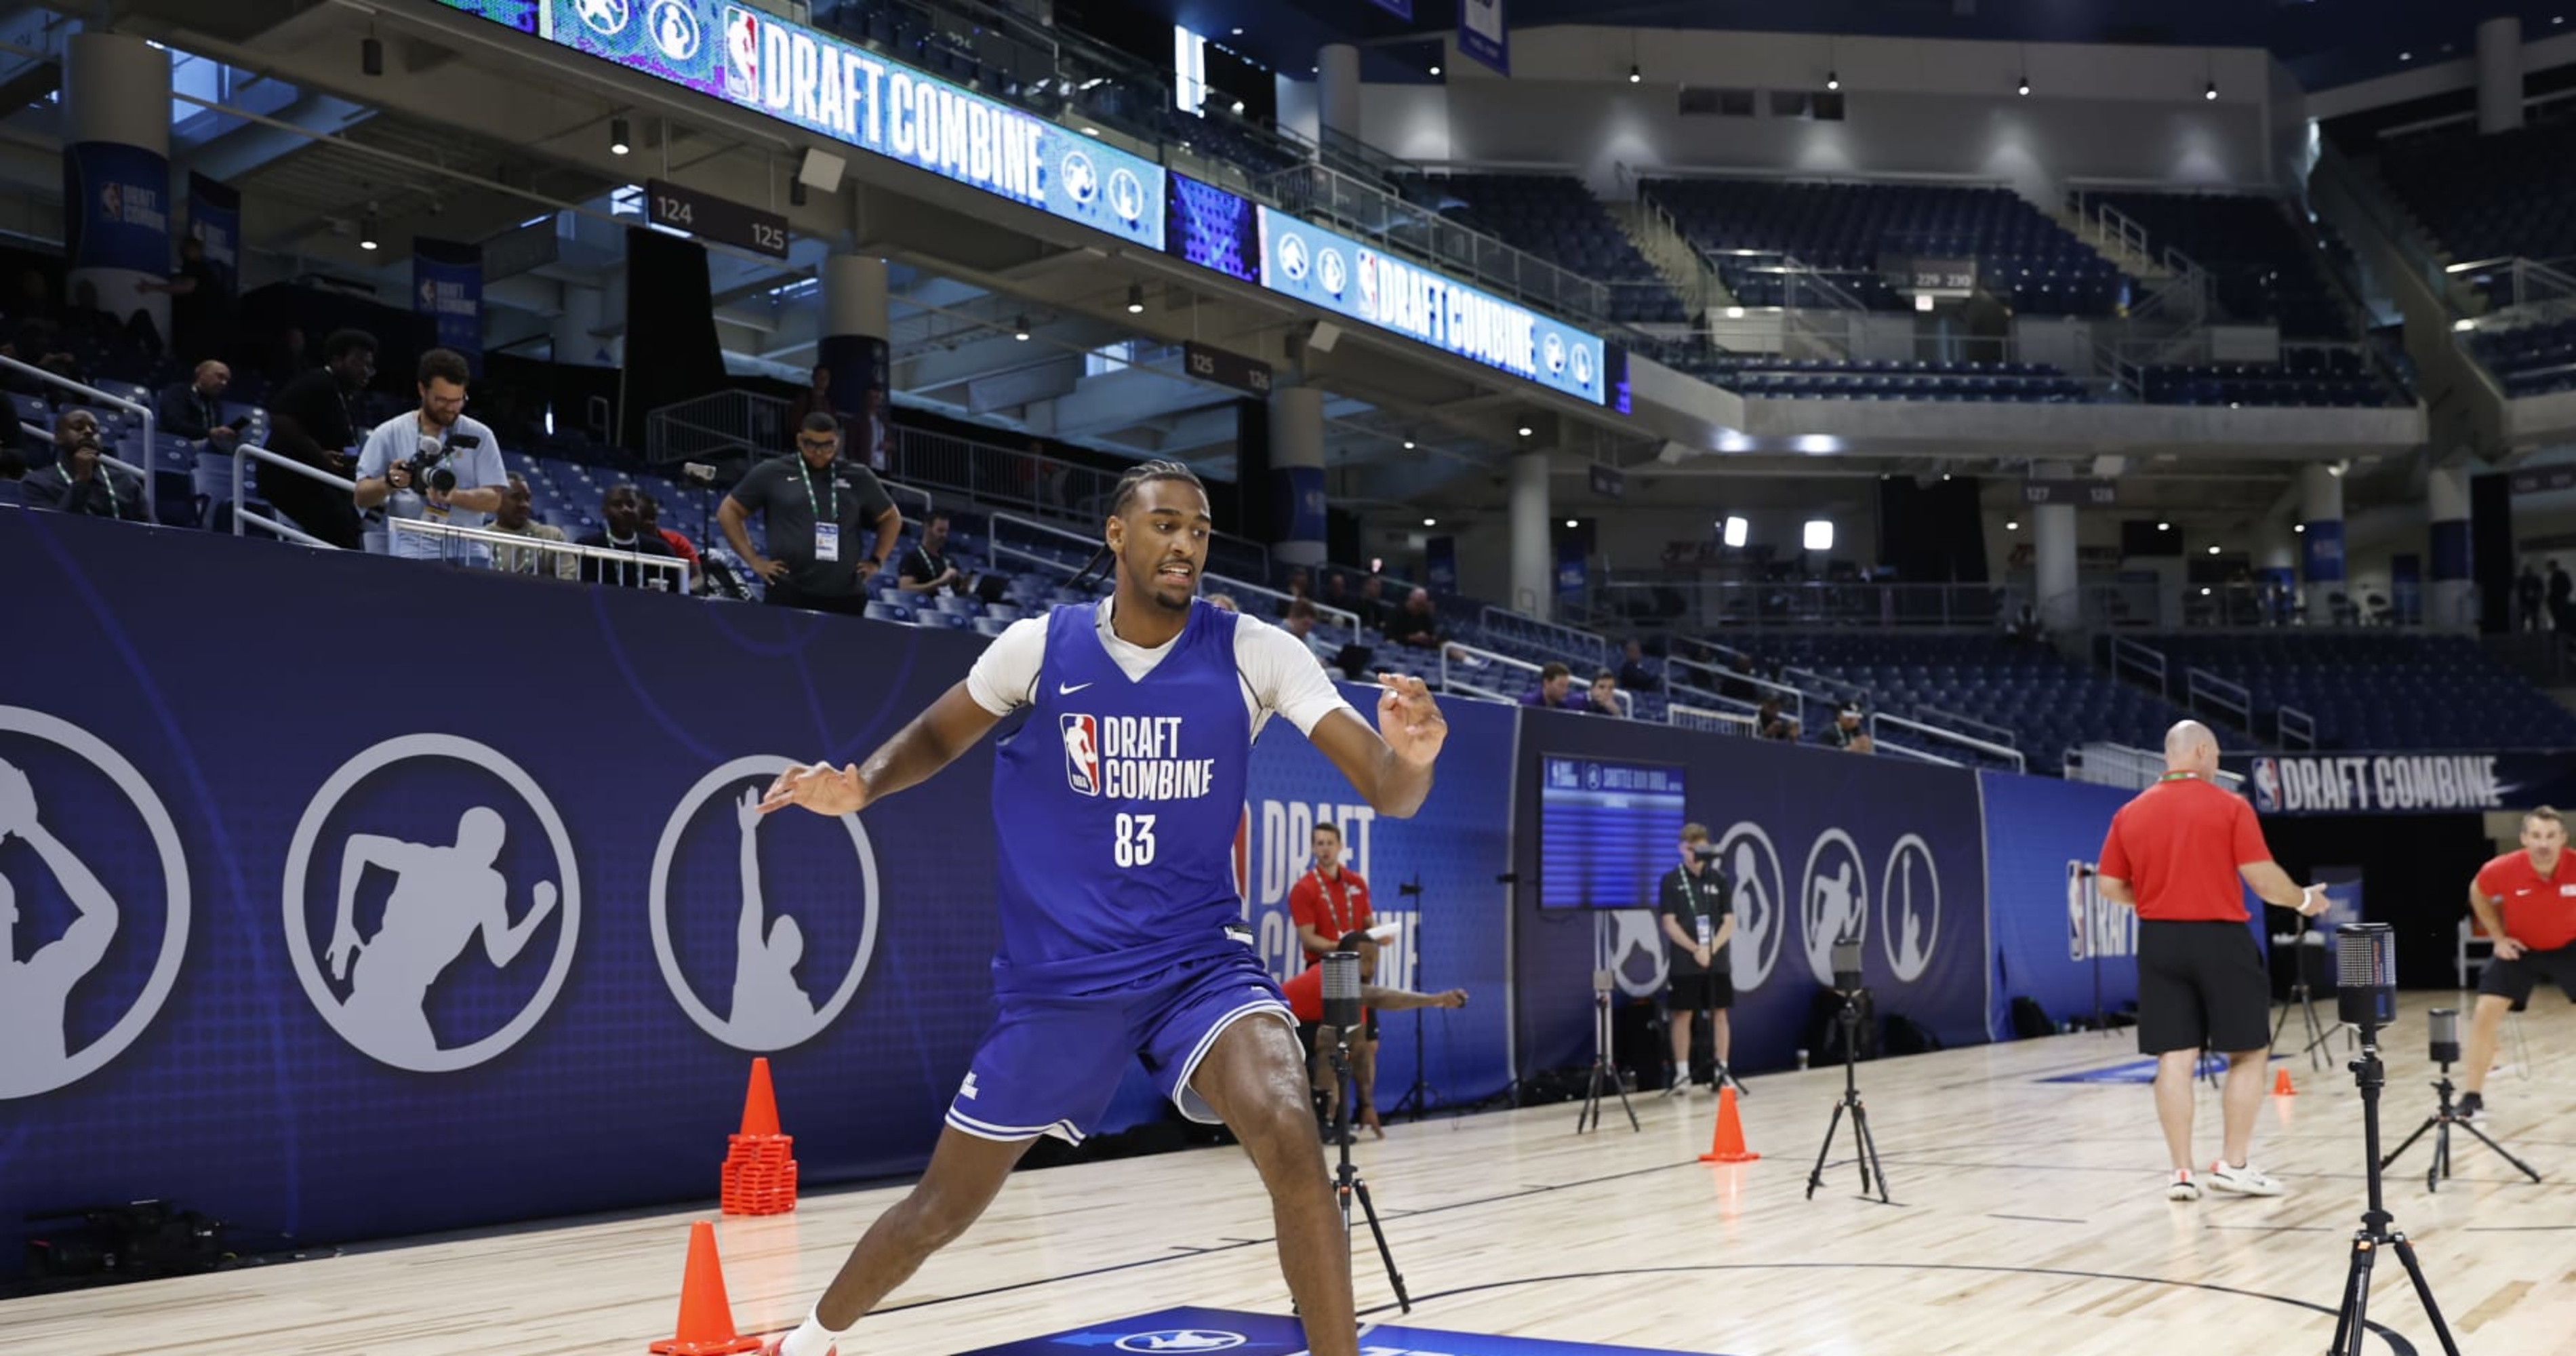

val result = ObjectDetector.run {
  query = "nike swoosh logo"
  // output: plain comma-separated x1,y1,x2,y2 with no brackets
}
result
1058,681,1094,695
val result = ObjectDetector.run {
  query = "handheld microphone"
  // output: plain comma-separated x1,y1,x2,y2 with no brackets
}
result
1322,950,1362,1033
2335,921,2397,1029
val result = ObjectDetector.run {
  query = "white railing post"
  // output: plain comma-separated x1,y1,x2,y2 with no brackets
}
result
230,443,355,547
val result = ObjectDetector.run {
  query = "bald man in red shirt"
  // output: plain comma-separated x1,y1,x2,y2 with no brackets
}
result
2096,721,2329,1202
2459,805,2576,1123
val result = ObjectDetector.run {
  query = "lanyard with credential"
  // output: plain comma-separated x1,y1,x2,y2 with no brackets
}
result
802,462,837,523
1310,866,1356,937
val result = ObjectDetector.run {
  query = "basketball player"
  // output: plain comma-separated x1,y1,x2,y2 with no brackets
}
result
2095,721,2328,1202
2458,805,2576,1123
757,461,1446,1356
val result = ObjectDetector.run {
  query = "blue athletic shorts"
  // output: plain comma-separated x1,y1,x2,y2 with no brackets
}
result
944,946,1293,1144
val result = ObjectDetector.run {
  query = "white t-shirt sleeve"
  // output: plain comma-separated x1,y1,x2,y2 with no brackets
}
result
1235,615,1358,737
965,616,1050,715
355,418,396,479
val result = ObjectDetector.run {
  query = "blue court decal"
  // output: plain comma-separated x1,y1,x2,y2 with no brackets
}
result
2038,1053,2280,1084
954,1307,1739,1356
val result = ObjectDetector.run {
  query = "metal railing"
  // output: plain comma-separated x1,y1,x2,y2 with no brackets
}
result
389,518,691,591
1204,571,1361,634
1585,579,2013,631
2184,667,2253,731
1253,159,1613,325
1668,702,1756,737
229,443,353,548
1913,705,2018,748
982,511,1100,581
1781,663,1869,710
2064,742,2247,791
2108,636,2169,697
1,355,158,522
1667,656,1807,730
643,388,794,466
1870,711,2027,773
1478,605,1609,670
1438,641,1543,703
2278,705,2317,751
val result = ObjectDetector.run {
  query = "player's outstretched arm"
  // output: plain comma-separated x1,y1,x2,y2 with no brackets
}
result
761,681,1003,818
1309,674,1445,818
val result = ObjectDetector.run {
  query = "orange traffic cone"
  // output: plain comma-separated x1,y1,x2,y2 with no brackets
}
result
1697,1085,1760,1163
2272,1068,2297,1097
739,1057,781,1138
649,1221,761,1355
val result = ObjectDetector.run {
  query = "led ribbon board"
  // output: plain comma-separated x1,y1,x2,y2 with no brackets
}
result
432,0,1164,252
1255,206,1605,404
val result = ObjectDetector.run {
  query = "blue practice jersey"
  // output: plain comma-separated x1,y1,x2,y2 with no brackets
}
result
989,601,1251,997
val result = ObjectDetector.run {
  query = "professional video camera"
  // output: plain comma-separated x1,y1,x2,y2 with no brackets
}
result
395,432,480,496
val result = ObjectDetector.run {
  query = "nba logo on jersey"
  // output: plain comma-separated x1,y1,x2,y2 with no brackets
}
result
1061,713,1101,797
722,6,760,97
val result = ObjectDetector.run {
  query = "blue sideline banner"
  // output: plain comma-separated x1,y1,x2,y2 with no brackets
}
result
184,172,241,296
413,237,485,368
1979,772,2137,1036
2303,519,2346,584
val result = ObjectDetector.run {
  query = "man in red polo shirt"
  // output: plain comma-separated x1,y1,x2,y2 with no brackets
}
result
1289,822,1380,1131
1281,932,1466,1131
2460,805,2576,1123
2096,721,2329,1203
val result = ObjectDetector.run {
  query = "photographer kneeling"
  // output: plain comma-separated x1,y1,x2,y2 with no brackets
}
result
1281,931,1466,1139
354,348,506,567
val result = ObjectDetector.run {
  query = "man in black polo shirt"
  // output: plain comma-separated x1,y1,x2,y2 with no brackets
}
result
717,413,900,616
1659,822,1737,1096
897,511,965,596
264,327,373,549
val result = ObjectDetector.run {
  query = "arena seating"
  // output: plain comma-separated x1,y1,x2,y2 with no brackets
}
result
2143,633,2576,751
2141,351,2402,407
2467,316,2576,397
1686,355,2087,403
2374,115,2576,268
1432,175,1690,325
1644,178,2123,317
2084,191,2356,338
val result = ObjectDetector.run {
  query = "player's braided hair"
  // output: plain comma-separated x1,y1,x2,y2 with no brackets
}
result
1069,460,1208,591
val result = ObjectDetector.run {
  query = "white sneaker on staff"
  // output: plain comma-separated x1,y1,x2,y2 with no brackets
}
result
2206,1161,2286,1197
2165,1170,2201,1202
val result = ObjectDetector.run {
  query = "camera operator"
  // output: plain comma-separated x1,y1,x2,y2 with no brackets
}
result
22,408,142,520
354,348,506,567
1659,822,1735,1095
1280,932,1466,1134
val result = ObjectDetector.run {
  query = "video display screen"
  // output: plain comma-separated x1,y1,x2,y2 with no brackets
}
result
1538,757,1685,909
1167,172,1260,284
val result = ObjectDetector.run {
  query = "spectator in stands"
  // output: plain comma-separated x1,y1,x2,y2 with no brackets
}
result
1387,587,1445,650
1523,662,1585,711
1282,567,1310,617
264,328,375,550
490,473,576,580
1754,698,1796,742
717,411,900,617
577,483,680,590
1323,572,1354,616
1280,597,1337,663
1356,575,1391,632
2005,602,2047,647
355,348,508,565
788,364,837,431
1204,593,1239,613
1617,639,1657,692
157,359,239,456
2551,559,2573,634
897,511,966,596
1586,671,1624,718
1826,702,1874,754
22,409,140,519
134,236,228,363
2519,563,2545,633
639,492,702,592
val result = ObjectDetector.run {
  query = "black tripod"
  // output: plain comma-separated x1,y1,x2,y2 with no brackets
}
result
1386,881,1442,1122
2327,1024,2460,1356
1327,1035,1410,1313
2269,934,2337,1071
1805,986,1890,1203
1575,972,1638,1134
2379,1062,2542,1194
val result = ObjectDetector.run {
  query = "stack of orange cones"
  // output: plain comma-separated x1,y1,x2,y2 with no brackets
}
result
720,1058,799,1216
650,1220,762,1355
2272,1068,2297,1096
1697,1085,1760,1163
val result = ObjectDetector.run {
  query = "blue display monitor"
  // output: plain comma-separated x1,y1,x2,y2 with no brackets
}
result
1167,172,1260,284
1538,757,1686,909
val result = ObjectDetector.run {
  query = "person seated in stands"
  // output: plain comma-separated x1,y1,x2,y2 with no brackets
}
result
1356,574,1390,631
1617,639,1659,693
1523,661,1586,711
1826,702,1874,754
639,491,702,593
0,442,25,505
157,359,239,455
2004,603,2046,647
1323,571,1354,616
576,483,679,590
22,408,141,520
896,511,967,597
1755,698,1796,742
1386,586,1445,650
490,473,576,580
1281,567,1310,617
1586,671,1625,718
1280,597,1337,663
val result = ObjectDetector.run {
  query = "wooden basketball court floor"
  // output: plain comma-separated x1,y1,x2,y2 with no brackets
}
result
12,992,2573,1355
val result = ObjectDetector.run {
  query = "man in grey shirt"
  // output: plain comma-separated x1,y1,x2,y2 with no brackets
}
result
718,412,900,616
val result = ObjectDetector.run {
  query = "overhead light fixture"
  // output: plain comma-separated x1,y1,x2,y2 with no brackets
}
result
2200,586,2213,597
1628,64,1642,84
1231,100,1245,114
1803,519,1834,551
1125,283,1145,314
1725,305,1746,319
2453,317,2478,332
2295,523,2308,534
1940,472,1952,481
1826,70,1840,92
1402,440,1415,450
1564,518,1578,529
1230,26,1243,35
362,35,384,77
2203,81,2218,101
1082,125,1102,137
2017,75,2031,96
1430,64,1441,76
359,208,380,252
1422,516,1437,527
2005,520,2019,531
2207,544,2221,555
1013,315,1030,341
609,117,631,155
2157,521,2172,532
2399,50,2413,62
1517,425,1534,437
1722,515,1749,548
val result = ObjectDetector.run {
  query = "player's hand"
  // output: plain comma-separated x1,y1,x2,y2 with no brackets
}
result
2493,936,2527,961
1373,673,1446,767
760,760,867,816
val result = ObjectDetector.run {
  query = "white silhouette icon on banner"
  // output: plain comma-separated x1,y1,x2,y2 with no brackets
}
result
651,755,879,1052
1800,827,1870,986
1716,821,1784,993
325,807,562,1064
0,757,119,1086
1879,833,1943,982
0,709,190,1100
725,789,818,1043
284,733,582,1073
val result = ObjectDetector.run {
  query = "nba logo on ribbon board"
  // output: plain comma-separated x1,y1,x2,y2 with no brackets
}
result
723,5,761,96
1062,713,1102,796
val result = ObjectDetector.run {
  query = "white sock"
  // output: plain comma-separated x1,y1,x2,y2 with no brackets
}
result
780,1307,850,1356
